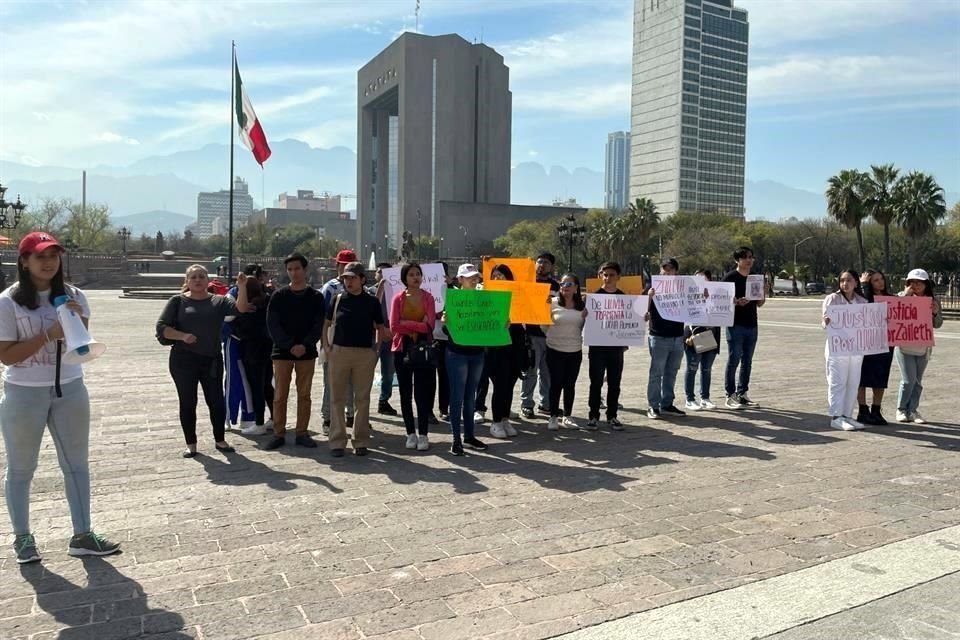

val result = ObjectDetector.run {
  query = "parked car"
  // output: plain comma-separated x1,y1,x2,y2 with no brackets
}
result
805,282,826,295
773,278,803,296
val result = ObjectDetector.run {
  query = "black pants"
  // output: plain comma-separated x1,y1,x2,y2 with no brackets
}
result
394,352,437,435
589,347,624,420
241,351,274,425
475,354,491,412
436,340,450,415
487,348,518,422
169,349,226,445
547,348,582,417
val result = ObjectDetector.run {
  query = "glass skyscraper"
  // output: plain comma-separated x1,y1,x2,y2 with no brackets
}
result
605,131,632,211
631,0,748,217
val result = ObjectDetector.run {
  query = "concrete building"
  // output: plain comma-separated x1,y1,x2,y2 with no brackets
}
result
356,33,512,254
196,177,254,239
630,0,748,217
277,190,342,212
248,208,357,247
605,131,631,211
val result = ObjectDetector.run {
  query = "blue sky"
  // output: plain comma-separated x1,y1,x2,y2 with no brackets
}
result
1,0,958,194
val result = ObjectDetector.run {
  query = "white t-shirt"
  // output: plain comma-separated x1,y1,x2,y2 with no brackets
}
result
0,285,91,386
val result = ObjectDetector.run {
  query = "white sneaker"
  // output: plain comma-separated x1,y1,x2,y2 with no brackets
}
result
561,417,579,429
912,412,926,424
684,400,701,411
490,422,508,439
474,411,487,424
240,423,269,436
700,400,716,410
264,419,274,431
504,421,518,437
830,417,855,431
725,396,744,410
547,417,559,431
417,435,429,451
842,416,864,430
239,420,256,431
895,410,910,423
405,433,418,449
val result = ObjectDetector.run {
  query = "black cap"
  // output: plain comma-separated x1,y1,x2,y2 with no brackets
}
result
661,257,679,271
341,262,365,278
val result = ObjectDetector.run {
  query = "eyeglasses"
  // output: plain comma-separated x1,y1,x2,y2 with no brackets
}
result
560,282,576,288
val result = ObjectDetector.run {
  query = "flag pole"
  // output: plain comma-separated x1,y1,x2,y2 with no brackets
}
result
228,41,236,281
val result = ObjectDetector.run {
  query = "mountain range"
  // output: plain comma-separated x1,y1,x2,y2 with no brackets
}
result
3,139,955,236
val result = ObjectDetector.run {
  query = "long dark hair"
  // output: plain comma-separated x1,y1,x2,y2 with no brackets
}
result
13,253,69,310
863,269,891,302
557,274,584,311
491,264,514,281
837,269,863,299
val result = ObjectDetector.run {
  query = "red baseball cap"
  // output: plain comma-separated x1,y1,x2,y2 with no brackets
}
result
18,231,64,256
335,249,358,264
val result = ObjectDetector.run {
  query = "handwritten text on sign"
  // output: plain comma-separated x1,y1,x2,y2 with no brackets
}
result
584,294,648,346
825,303,889,356
703,282,735,327
444,289,512,346
650,276,714,324
874,295,935,348
382,263,447,312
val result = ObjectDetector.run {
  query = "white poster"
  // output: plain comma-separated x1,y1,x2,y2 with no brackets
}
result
584,294,648,347
746,274,766,301
381,262,448,313
650,275,708,323
703,282,735,327
826,303,889,356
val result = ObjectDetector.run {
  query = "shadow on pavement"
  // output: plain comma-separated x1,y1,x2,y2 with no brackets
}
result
194,449,343,493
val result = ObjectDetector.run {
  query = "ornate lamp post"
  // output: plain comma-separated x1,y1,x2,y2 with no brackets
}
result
556,213,587,272
0,181,27,229
117,226,131,255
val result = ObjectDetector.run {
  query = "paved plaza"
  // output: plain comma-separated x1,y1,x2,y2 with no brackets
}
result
1,292,959,640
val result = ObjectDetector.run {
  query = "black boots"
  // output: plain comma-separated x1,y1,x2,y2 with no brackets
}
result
857,404,879,425
870,404,888,425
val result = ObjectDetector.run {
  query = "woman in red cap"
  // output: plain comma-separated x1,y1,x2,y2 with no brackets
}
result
0,232,120,564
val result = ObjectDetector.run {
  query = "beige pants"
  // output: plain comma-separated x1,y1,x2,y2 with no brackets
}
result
273,359,316,435
328,346,378,450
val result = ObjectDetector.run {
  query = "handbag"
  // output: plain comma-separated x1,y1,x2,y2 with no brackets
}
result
402,335,438,369
692,330,718,353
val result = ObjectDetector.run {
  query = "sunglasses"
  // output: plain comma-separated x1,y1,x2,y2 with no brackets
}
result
560,282,576,288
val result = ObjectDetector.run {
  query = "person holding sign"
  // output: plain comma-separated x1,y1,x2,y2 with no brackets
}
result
545,274,587,431
893,269,944,424
389,262,438,451
857,270,894,425
520,252,560,419
684,269,721,411
587,261,627,430
440,264,489,456
486,265,528,439
646,258,687,420
722,246,765,409
822,270,868,431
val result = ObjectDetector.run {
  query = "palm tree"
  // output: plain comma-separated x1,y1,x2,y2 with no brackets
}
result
894,171,946,267
862,163,899,272
825,169,868,271
625,197,661,272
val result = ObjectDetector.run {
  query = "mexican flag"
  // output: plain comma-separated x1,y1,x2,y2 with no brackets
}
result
235,60,271,165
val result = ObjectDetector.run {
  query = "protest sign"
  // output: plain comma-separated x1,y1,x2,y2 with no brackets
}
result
484,280,553,325
703,282,735,327
746,274,766,300
381,262,447,312
825,303,889,356
875,296,936,348
650,275,701,323
585,275,644,295
482,257,536,283
584,294,648,346
444,289,512,346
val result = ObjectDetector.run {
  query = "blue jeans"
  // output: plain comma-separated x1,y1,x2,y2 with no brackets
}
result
446,350,485,441
378,341,395,405
684,346,718,402
894,348,929,414
520,335,549,410
725,325,759,397
1,380,91,536
647,336,685,410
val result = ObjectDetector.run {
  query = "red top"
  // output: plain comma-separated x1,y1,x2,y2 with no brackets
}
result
389,288,436,352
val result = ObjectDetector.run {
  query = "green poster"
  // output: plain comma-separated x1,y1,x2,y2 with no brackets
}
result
445,289,512,346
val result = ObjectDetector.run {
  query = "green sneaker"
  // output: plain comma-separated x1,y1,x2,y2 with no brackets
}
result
14,534,41,564
68,531,121,557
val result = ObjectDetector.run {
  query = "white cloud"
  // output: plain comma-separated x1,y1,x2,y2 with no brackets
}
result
291,118,358,151
514,81,631,116
93,132,141,146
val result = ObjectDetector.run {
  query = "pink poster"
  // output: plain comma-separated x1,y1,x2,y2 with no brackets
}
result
875,296,935,348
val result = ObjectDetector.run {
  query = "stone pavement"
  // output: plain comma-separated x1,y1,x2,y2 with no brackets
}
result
0,292,958,640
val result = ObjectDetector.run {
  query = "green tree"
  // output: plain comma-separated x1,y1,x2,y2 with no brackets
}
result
862,163,899,272
826,169,868,272
64,202,113,252
271,225,316,257
894,171,946,266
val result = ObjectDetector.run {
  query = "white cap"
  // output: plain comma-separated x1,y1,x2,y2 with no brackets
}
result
457,263,480,278
906,268,930,281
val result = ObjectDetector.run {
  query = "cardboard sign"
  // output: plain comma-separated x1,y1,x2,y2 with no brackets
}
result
444,289,512,346
484,280,553,325
650,275,704,323
585,275,644,295
875,296,936,348
482,257,536,283
703,282,735,327
746,274,766,301
381,262,448,312
825,303,889,356
584,294,648,346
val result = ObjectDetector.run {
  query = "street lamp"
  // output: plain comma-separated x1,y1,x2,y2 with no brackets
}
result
556,213,587,272
117,226,131,255
0,181,27,229
793,235,814,295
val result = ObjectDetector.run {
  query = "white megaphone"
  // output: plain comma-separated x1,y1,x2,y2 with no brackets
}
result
53,295,106,364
